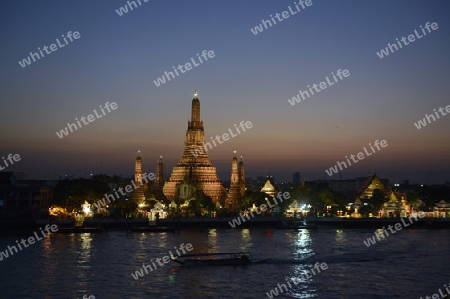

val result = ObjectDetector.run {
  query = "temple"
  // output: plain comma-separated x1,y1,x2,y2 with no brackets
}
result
162,92,226,204
261,177,276,197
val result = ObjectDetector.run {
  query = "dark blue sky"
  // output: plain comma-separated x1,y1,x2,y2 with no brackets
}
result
1,0,449,183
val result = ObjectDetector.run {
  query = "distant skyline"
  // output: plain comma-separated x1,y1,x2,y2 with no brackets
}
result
1,0,449,184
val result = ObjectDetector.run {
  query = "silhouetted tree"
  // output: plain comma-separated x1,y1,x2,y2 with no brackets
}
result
115,200,138,218
371,189,386,214
53,179,110,211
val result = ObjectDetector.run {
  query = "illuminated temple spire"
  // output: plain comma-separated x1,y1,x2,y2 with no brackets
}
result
225,151,241,210
155,155,164,189
191,90,200,122
130,150,145,203
163,91,226,204
153,155,167,202
134,150,143,184
238,155,246,197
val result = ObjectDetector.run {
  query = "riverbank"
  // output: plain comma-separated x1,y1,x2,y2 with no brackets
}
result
2,217,450,232
307,217,450,229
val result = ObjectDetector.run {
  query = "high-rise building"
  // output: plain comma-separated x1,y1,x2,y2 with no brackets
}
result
163,92,226,204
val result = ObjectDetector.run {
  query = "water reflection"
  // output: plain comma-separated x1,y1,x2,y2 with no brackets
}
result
240,229,252,252
157,232,169,251
294,229,313,256
77,233,93,288
208,228,217,250
335,229,347,246
241,228,250,240
2,229,447,298
79,233,93,260
39,233,58,292
291,229,316,298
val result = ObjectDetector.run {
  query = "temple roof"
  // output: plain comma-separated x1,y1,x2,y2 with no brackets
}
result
435,200,450,209
260,179,275,195
357,174,386,198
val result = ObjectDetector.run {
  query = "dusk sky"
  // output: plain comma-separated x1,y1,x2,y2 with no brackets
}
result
1,0,449,184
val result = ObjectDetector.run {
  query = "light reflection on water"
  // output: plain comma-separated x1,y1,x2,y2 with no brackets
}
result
0,228,449,298
208,228,218,251
290,229,316,298
334,229,346,245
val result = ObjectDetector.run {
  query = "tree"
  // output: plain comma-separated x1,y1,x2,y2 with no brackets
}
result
115,200,138,218
371,189,385,214
241,191,257,211
197,195,215,216
291,184,315,204
53,178,110,211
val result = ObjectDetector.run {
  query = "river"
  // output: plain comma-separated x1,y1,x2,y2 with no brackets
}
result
0,228,449,298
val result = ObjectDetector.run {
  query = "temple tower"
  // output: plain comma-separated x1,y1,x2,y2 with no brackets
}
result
130,151,146,203
238,156,246,197
155,156,164,189
163,91,226,204
225,151,241,210
152,155,168,202
134,151,143,184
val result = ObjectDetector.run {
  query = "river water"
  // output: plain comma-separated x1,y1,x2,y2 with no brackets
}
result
0,228,449,299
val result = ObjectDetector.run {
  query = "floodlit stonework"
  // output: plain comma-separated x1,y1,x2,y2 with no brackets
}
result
129,152,146,203
163,92,226,204
225,152,241,210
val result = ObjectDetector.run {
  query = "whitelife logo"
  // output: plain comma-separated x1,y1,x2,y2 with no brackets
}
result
414,104,450,130
363,212,425,247
265,262,328,298
18,31,81,68
376,22,439,59
0,153,21,171
93,172,155,209
131,243,193,280
420,283,450,299
115,0,149,16
191,121,253,158
56,102,118,139
0,225,58,261
288,69,350,106
250,0,313,35
325,140,388,177
228,192,290,228
153,50,215,87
